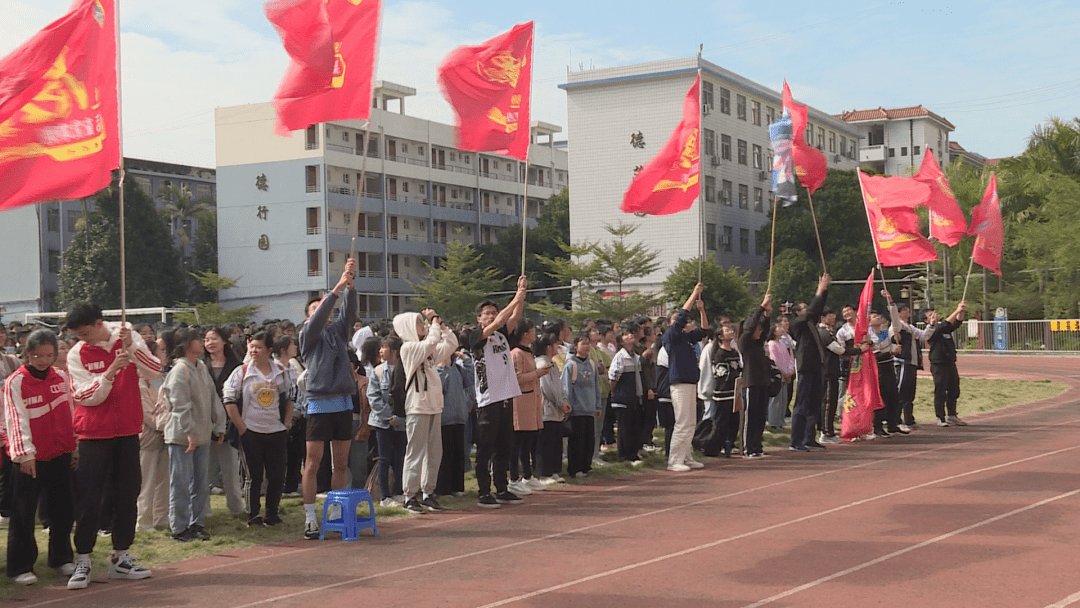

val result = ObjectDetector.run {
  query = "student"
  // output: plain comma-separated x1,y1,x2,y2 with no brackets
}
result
367,337,406,507
893,302,934,430
868,301,906,437
819,308,863,444
638,326,659,453
509,319,548,496
65,303,161,589
395,309,458,514
346,352,372,492
698,325,742,458
787,273,830,452
766,321,795,431
534,333,569,484
136,339,169,531
563,334,601,478
201,327,244,514
4,330,78,585
608,330,644,464
273,334,306,497
655,344,675,458
463,276,528,509
662,283,708,472
739,293,773,458
162,328,226,542
926,300,968,427
223,332,293,527
436,345,470,497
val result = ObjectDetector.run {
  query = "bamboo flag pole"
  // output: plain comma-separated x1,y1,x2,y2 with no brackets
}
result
115,0,127,324
351,119,374,262
520,36,537,278
697,68,704,283
805,187,827,272
960,245,976,303
767,194,779,293
855,169,889,294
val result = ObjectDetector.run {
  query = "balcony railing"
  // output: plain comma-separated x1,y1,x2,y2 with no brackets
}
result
306,184,320,193
330,186,356,196
306,226,321,235
305,141,319,150
308,269,322,277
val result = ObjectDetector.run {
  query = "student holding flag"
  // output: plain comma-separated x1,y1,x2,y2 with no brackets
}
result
926,301,968,427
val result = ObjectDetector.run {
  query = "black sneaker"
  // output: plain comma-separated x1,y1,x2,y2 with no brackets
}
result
805,442,826,450
403,497,426,514
788,445,809,452
421,496,446,511
247,516,265,528
477,494,500,509
187,524,210,541
874,429,891,438
171,528,192,542
888,427,909,435
494,491,522,504
263,515,283,527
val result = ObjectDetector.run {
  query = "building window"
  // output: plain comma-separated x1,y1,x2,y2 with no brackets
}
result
342,172,349,184
306,207,321,235
449,152,456,162
766,106,775,126
817,127,825,150
721,180,732,206
705,176,716,203
307,249,322,276
47,249,61,273
403,182,409,193
738,184,749,209
914,145,921,156
401,143,408,154
805,124,814,146
737,139,748,165
305,165,319,192
751,100,761,126
464,155,471,164
703,129,716,156
723,226,733,252
328,251,336,264
901,147,908,157
736,95,747,120
719,88,731,114
721,134,731,161
840,136,848,155
67,210,81,231
888,148,896,158
418,145,425,155
702,81,714,109
403,219,410,230
706,223,716,251
305,125,318,149
342,131,349,142
827,132,835,153
740,228,750,254
404,257,411,268
46,208,59,232
752,144,762,169
754,187,764,212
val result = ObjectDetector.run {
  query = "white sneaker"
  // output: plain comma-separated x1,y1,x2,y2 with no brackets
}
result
539,476,559,485
667,463,691,472
58,562,76,576
524,477,547,491
14,572,37,585
380,496,403,508
684,459,705,469
507,480,532,496
109,553,151,580
859,433,877,441
551,473,565,483
67,558,92,590
898,424,912,433
592,458,610,467
631,460,644,467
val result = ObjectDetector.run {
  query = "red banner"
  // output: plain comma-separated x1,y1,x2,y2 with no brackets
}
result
841,270,884,440
437,22,533,161
858,170,938,266
783,82,827,194
620,73,700,215
270,0,381,136
0,0,119,212
914,147,967,246
968,173,1003,276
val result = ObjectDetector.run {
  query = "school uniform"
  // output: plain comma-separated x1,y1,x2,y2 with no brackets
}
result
608,348,643,462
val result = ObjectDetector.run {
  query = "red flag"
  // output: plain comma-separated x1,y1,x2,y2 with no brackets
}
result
841,270,884,440
269,0,381,136
620,74,700,215
968,173,1003,276
913,148,967,246
858,170,938,266
783,82,827,194
437,22,533,161
0,0,119,212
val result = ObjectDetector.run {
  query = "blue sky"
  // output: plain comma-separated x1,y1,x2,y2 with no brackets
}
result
6,0,1078,168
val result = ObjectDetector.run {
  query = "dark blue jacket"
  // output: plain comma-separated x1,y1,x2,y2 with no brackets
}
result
663,309,707,385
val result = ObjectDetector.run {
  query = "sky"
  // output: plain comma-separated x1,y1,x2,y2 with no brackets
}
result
5,0,1079,169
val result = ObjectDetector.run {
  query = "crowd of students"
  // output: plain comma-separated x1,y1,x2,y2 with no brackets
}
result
0,263,971,590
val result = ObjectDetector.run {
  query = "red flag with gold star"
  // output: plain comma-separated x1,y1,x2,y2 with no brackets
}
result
268,0,381,137
620,73,700,215
913,147,967,246
0,0,119,212
438,22,533,160
968,173,1003,276
858,170,938,266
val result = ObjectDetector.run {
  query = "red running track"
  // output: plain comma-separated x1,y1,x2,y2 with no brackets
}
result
12,355,1080,608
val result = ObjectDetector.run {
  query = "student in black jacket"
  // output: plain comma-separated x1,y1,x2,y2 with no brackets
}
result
925,301,968,426
788,273,830,452
739,293,772,458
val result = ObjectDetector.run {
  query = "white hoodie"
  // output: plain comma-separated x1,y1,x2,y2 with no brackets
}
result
392,312,459,416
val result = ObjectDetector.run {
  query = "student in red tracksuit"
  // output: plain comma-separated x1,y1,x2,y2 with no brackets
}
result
4,330,78,586
65,304,161,590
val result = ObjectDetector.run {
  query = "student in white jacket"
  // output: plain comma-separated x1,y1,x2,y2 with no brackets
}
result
394,310,458,514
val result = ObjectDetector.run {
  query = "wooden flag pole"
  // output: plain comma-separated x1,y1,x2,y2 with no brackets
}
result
960,247,976,303
697,68,704,283
856,169,890,294
351,119,374,262
805,187,827,273
115,0,127,325
521,158,529,277
767,194,779,293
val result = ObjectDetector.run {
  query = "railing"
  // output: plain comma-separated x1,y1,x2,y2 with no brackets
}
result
528,178,552,187
307,269,322,277
306,226,321,235
406,158,428,168
357,270,383,278
326,143,352,154
306,184,320,193
452,166,476,176
305,142,319,150
358,229,382,239
955,319,1080,354
330,186,355,196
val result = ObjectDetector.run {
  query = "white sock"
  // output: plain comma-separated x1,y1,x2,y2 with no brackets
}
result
77,553,91,562
304,503,316,521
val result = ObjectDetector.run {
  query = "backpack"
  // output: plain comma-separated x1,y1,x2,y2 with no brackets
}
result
389,361,418,419
767,361,783,398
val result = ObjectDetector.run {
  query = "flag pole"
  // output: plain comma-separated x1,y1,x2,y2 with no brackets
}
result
805,187,827,272
697,68,703,283
351,119,374,261
960,242,976,303
520,35,537,278
767,194,778,293
856,169,889,294
115,0,127,325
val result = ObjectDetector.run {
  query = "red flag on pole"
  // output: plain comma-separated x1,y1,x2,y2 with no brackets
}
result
437,22,533,161
268,0,381,136
840,269,884,440
858,170,938,266
620,73,700,215
782,81,827,194
0,0,119,212
968,173,1003,276
913,147,967,246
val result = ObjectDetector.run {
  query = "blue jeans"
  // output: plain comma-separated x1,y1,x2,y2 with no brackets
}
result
348,418,369,490
168,443,209,535
790,370,823,448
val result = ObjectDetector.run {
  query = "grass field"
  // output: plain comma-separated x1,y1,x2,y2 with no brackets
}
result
0,376,1066,596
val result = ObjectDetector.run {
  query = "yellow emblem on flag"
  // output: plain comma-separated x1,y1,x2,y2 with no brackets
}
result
477,51,525,88
330,42,345,89
652,129,700,193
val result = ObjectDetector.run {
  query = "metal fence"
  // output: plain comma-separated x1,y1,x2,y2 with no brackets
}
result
953,319,1080,354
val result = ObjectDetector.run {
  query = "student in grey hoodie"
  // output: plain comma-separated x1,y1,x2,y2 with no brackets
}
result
436,343,469,497
394,310,458,514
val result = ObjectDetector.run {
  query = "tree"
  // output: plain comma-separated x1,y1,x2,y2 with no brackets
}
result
190,209,218,302
768,249,818,307
409,241,506,323
662,258,753,321
173,271,262,326
159,185,211,250
58,175,186,309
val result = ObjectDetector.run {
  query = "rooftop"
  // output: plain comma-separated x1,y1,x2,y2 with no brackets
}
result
836,105,955,130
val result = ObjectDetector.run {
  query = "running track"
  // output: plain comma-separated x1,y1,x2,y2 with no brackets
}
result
12,355,1080,608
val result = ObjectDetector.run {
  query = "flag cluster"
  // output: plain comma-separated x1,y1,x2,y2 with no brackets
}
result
840,269,884,440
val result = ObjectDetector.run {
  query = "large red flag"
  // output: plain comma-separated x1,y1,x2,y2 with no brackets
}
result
858,170,938,266
913,147,967,246
437,22,533,161
783,81,827,194
620,74,700,215
269,0,381,136
968,173,1003,276
0,0,119,212
841,269,884,440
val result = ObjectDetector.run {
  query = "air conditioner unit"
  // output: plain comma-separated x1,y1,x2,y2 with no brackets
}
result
720,235,730,246
710,155,721,167
720,192,730,203
758,171,767,181
702,103,712,116
833,154,842,163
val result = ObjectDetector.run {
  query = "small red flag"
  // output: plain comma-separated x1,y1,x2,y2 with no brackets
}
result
840,269,884,440
783,81,827,194
968,173,1003,276
268,0,381,136
858,170,938,266
437,22,533,161
782,82,807,141
0,0,119,212
620,74,700,215
913,147,967,246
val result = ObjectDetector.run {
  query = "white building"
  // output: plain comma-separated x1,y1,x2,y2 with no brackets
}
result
215,81,568,322
836,105,955,176
561,57,861,293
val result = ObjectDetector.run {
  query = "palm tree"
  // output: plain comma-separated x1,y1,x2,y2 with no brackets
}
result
159,185,211,251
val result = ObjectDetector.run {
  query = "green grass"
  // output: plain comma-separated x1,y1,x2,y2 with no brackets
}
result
0,377,1066,598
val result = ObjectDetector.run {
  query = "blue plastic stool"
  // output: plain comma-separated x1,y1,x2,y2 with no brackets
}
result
320,489,378,541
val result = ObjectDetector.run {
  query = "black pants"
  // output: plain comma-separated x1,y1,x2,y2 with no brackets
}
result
930,362,960,419
742,386,768,455
567,415,594,476
475,400,513,497
7,453,73,576
436,424,465,496
614,406,640,462
283,417,306,493
74,435,140,555
713,398,740,456
539,421,565,477
790,369,824,448
656,401,675,457
640,398,658,448
822,374,840,437
896,363,918,425
510,430,539,480
0,450,13,517
877,362,902,431
375,427,406,499
239,430,287,520
601,398,616,445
